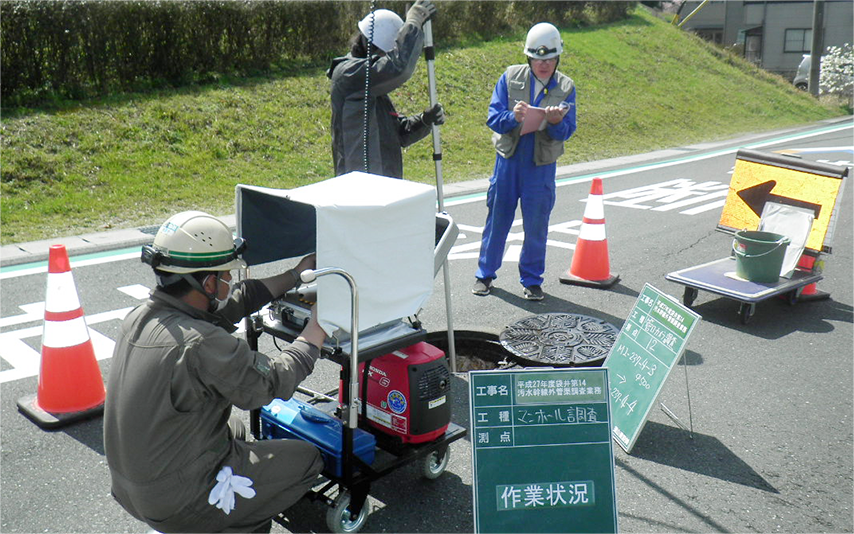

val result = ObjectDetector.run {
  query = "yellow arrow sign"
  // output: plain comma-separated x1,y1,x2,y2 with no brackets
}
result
718,150,847,253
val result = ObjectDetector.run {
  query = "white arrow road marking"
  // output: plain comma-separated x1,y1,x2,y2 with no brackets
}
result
0,303,46,328
118,284,152,300
449,219,580,261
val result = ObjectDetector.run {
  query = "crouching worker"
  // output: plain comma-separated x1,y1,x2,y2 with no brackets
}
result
104,211,326,533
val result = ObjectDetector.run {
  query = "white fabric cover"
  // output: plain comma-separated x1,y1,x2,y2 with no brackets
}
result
758,202,815,278
236,172,435,335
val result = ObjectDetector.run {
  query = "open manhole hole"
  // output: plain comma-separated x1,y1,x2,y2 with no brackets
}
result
426,331,519,372
499,313,618,367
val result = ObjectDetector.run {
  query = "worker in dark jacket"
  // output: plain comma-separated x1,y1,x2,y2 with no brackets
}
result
104,211,326,533
328,0,444,179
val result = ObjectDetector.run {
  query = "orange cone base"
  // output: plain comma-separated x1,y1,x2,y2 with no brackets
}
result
559,270,620,288
17,393,104,429
797,286,831,302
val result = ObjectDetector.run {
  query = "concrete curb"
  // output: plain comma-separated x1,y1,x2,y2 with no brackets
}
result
0,215,234,268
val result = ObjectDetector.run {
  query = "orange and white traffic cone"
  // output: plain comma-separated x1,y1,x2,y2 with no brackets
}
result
794,253,830,301
17,245,105,429
559,177,620,288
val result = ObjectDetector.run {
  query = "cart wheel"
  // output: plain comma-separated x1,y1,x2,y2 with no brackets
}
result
787,288,801,306
682,288,698,308
326,491,370,534
421,447,450,480
738,303,755,325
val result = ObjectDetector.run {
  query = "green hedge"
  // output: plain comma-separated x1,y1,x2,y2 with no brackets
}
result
1,1,634,106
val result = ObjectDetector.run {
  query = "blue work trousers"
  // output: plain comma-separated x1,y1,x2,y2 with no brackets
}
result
476,153,557,287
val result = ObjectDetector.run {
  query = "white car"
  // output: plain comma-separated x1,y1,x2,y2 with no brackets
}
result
793,54,810,90
792,54,854,91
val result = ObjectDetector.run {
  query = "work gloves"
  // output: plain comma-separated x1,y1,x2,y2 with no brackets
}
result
209,466,256,515
421,103,445,126
406,0,437,27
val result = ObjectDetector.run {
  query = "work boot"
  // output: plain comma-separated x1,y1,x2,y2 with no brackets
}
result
523,285,544,301
472,278,492,296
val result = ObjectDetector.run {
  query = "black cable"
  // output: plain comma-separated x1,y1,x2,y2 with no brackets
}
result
362,0,377,172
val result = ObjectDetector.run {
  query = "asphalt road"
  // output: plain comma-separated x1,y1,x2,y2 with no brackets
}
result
1,118,852,533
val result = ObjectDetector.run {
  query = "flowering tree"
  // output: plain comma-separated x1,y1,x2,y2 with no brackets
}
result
820,43,853,97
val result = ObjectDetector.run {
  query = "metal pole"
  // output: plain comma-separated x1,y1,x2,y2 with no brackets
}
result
659,349,694,439
682,347,695,436
809,0,825,97
677,0,711,28
423,20,457,372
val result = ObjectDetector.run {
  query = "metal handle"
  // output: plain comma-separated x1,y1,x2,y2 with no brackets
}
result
300,268,359,429
732,238,789,258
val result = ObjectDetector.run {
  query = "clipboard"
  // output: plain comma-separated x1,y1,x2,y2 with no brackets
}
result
519,102,572,136
519,106,547,135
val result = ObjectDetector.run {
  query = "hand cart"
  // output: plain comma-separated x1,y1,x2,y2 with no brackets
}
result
665,149,846,325
665,255,823,325
244,211,467,533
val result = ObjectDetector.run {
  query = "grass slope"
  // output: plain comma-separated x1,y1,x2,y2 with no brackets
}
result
1,6,846,244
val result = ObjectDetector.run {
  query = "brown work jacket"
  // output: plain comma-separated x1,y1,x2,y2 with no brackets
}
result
104,283,323,532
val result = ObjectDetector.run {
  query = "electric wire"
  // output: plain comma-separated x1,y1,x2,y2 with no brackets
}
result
362,0,377,172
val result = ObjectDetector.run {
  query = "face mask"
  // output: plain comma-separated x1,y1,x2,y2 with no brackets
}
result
208,274,234,312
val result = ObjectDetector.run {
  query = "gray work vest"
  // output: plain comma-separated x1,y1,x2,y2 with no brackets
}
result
492,64,574,166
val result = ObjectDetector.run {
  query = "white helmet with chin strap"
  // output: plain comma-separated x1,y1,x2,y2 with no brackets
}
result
358,9,404,53
141,211,247,305
524,22,563,60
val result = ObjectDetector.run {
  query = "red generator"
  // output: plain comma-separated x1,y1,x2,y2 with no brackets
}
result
343,341,451,444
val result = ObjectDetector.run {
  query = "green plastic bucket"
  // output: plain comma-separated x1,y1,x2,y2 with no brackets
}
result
732,230,790,283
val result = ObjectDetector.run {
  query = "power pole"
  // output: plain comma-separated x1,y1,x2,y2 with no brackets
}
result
808,0,825,96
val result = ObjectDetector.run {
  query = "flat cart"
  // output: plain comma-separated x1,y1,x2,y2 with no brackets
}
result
665,255,822,324
245,288,467,533
666,149,847,325
235,174,467,532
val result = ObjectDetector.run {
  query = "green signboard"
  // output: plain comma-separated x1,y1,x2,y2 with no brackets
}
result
604,283,701,453
470,368,618,534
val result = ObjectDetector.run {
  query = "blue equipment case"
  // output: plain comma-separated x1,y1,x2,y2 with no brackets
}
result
260,397,376,478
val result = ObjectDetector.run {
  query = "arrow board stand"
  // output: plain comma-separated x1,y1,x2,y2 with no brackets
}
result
665,149,847,325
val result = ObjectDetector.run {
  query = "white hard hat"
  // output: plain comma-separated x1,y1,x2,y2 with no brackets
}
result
358,9,404,53
524,22,563,60
142,211,247,274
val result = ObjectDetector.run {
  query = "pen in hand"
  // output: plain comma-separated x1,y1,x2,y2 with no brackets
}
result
512,100,528,123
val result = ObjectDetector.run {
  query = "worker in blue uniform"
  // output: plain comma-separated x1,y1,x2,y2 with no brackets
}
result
472,22,577,301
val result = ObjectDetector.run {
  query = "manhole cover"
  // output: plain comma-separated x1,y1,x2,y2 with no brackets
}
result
499,313,618,367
